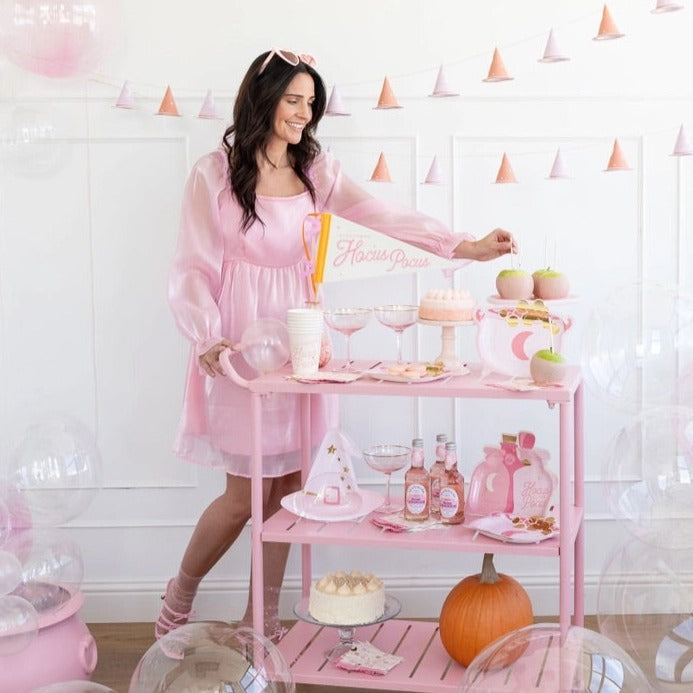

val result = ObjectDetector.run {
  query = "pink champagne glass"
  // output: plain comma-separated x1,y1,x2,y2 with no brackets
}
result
374,305,419,364
323,308,372,371
363,444,411,514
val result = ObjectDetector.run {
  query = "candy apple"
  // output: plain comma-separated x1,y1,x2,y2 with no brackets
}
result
530,348,568,384
496,269,534,300
532,268,569,300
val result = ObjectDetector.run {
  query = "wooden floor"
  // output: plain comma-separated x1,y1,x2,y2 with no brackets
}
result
88,617,613,693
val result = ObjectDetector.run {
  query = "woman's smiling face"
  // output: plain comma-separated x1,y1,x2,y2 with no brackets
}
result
270,72,315,147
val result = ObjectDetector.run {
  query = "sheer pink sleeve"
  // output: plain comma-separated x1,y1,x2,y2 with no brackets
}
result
311,151,473,260
168,151,226,357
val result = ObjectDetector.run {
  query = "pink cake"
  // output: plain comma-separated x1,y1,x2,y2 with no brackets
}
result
419,289,475,322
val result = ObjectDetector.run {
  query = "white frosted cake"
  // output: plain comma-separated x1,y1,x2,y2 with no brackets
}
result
308,570,385,625
419,289,475,322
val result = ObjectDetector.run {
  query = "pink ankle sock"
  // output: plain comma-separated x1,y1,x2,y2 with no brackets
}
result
165,568,203,615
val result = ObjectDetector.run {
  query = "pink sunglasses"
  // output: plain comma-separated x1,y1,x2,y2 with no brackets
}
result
258,48,317,75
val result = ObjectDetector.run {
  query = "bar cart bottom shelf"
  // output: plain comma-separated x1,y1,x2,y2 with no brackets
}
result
279,617,580,691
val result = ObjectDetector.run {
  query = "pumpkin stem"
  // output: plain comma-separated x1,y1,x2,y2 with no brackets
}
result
480,553,499,584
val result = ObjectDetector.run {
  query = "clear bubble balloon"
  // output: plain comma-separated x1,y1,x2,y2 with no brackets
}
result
129,623,294,693
5,528,83,613
582,282,693,414
241,318,290,375
598,538,693,690
0,104,70,177
0,594,39,655
0,481,33,548
7,415,102,526
0,0,118,78
460,623,654,692
602,405,693,549
32,683,116,693
0,550,22,595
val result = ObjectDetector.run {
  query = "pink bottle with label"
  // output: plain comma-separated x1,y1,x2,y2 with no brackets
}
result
429,433,448,519
440,441,464,524
404,438,430,520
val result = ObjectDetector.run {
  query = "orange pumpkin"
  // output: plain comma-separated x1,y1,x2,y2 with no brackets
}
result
439,553,533,667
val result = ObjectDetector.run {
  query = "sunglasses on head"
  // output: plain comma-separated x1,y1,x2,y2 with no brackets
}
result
258,48,317,75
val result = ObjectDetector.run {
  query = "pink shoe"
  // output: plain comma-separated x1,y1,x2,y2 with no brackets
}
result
155,579,193,640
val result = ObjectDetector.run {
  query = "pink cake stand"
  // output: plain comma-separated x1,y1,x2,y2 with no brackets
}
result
418,317,474,371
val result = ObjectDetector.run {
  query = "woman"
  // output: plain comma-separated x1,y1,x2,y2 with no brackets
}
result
159,48,515,640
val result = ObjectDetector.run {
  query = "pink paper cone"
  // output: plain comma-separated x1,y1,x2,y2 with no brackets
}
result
115,81,135,109
593,4,624,40
197,89,221,119
672,124,693,156
326,85,351,116
429,65,458,97
374,77,402,109
423,155,444,184
651,0,683,13
547,148,569,179
604,138,631,171
370,152,392,182
495,152,518,183
539,29,570,63
157,85,180,116
483,47,513,82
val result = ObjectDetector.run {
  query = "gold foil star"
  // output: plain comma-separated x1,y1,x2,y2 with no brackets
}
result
327,444,336,454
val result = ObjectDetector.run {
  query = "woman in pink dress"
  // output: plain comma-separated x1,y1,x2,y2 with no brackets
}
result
158,48,515,640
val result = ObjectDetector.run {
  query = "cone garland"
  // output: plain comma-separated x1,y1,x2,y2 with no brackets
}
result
374,76,402,109
539,29,570,62
370,152,392,182
484,47,513,82
115,80,135,109
326,85,351,116
547,148,569,179
423,155,444,184
604,138,631,171
593,4,624,40
651,0,683,13
157,85,180,116
430,65,459,97
198,89,220,119
495,152,518,183
672,124,693,156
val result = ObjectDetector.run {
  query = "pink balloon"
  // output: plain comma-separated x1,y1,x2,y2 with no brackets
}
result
0,1,117,78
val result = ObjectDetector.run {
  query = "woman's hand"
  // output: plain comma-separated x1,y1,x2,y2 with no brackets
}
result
199,339,235,377
454,228,517,261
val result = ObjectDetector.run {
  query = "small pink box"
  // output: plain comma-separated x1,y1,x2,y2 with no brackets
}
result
322,486,341,505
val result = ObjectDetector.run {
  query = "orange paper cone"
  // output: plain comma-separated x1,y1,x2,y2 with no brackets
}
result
429,65,458,97
326,85,350,116
547,148,569,179
672,124,693,156
423,155,444,184
157,85,180,116
604,138,631,171
483,47,513,82
652,0,683,13
115,80,135,109
370,152,392,182
593,5,624,40
495,152,517,183
374,76,402,109
539,29,570,63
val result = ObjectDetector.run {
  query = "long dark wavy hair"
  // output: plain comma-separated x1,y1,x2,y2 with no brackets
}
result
222,51,327,231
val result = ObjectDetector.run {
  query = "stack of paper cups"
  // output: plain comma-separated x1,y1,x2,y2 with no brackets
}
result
286,308,324,376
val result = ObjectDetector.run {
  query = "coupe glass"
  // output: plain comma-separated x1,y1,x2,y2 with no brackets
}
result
323,308,372,370
374,304,419,364
362,444,411,514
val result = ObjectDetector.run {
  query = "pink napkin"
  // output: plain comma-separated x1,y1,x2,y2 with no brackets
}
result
336,641,403,675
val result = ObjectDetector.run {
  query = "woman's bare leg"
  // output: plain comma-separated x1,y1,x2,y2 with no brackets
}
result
156,472,272,638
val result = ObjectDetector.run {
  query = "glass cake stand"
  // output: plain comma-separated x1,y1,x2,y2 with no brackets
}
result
418,317,475,371
294,594,401,661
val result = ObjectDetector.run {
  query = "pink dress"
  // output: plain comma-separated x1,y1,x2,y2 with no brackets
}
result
168,149,472,477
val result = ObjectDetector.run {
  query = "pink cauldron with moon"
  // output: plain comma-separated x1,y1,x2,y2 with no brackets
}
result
475,300,572,378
